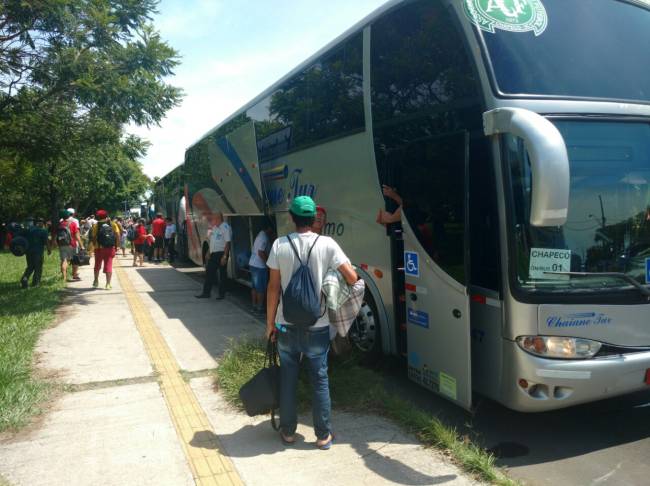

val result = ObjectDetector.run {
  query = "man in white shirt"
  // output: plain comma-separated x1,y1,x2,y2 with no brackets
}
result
164,217,177,262
249,219,275,313
196,212,231,299
67,208,80,226
266,196,358,449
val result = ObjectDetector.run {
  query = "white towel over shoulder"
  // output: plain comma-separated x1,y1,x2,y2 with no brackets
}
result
321,270,365,339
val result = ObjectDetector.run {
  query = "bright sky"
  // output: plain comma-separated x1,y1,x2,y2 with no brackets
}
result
131,0,390,179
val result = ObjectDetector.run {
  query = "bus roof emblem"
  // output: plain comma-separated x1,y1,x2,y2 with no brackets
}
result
464,0,548,36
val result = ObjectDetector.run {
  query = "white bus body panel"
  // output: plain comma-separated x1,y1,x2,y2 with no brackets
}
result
539,304,650,348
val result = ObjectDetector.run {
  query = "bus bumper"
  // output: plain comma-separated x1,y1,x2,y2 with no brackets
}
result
499,341,650,412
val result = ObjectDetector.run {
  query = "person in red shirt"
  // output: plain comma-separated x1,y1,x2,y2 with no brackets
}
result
133,218,148,267
151,213,166,262
90,209,120,290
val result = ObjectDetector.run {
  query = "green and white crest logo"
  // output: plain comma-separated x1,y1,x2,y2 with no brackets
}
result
464,0,548,36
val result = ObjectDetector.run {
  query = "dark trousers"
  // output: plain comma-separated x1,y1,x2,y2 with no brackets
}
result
22,252,44,286
202,251,227,297
165,238,176,262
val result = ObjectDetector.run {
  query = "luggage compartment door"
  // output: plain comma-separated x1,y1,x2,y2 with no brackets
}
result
208,121,265,215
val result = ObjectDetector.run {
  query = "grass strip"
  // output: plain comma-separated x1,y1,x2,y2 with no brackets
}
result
215,339,518,486
0,250,64,432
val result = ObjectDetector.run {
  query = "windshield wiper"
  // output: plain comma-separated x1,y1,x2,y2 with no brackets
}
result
544,271,650,300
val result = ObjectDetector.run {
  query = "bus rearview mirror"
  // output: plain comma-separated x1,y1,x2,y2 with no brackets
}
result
484,108,570,227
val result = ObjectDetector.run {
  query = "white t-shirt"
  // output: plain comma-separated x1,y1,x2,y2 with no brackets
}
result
164,223,176,239
208,222,232,253
267,231,349,327
249,231,270,269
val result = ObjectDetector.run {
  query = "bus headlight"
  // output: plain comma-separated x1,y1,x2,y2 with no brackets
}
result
516,336,602,359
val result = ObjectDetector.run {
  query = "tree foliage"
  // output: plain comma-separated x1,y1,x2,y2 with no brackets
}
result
0,0,182,221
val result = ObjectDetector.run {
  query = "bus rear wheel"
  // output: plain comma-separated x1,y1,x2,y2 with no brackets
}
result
349,292,381,356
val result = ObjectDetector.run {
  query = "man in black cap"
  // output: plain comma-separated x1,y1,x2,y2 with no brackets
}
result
20,217,51,288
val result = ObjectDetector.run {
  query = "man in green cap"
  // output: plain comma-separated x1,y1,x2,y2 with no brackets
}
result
266,195,358,449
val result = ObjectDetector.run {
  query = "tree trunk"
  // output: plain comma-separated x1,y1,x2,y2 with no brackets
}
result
48,160,60,228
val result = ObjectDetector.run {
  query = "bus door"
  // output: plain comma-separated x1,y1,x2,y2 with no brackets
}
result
208,121,265,216
402,131,472,410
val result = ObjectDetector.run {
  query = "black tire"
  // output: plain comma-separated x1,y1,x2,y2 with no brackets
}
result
348,289,382,357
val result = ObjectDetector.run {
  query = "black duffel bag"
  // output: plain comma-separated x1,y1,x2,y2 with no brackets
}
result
10,236,29,256
72,248,91,266
239,338,280,430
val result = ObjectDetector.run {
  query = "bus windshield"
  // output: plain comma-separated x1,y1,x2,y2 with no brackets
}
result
505,120,650,293
480,0,650,102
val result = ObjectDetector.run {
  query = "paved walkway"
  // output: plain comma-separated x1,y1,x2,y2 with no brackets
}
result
0,254,480,486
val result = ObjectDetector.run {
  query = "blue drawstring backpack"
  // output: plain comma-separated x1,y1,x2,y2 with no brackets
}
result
282,235,323,327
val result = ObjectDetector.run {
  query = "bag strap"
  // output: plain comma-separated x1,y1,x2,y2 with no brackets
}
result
286,235,303,265
270,409,279,431
306,235,320,263
266,337,280,431
287,234,320,266
264,337,279,368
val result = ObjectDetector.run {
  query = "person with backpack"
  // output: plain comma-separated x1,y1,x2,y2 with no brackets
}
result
125,218,137,254
266,196,358,449
132,218,148,267
90,209,120,289
56,209,84,281
19,217,51,288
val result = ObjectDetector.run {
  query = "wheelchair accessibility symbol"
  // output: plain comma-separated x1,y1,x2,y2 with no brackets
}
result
404,251,419,277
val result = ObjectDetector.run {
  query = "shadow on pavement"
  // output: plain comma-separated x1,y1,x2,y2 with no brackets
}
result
190,424,458,486
132,265,263,363
131,262,461,485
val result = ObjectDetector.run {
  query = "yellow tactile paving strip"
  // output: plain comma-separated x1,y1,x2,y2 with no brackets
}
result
115,262,243,486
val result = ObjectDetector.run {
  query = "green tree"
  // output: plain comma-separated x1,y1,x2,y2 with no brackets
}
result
0,0,181,125
0,0,181,221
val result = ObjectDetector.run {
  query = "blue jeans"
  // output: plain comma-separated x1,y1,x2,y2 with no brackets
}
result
250,266,268,293
277,325,331,440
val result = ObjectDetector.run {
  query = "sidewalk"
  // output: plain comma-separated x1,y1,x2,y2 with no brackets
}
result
0,254,481,486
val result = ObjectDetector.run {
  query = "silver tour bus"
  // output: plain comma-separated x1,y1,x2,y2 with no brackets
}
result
166,0,650,412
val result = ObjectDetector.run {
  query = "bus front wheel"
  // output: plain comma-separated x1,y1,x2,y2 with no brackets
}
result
349,291,381,356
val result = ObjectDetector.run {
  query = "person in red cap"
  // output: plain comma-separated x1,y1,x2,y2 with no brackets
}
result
90,210,120,289
312,205,327,234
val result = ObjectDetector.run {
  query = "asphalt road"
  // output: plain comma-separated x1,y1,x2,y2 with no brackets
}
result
381,361,650,486
181,261,650,486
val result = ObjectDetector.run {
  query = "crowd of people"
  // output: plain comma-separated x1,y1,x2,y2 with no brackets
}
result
2,209,177,289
